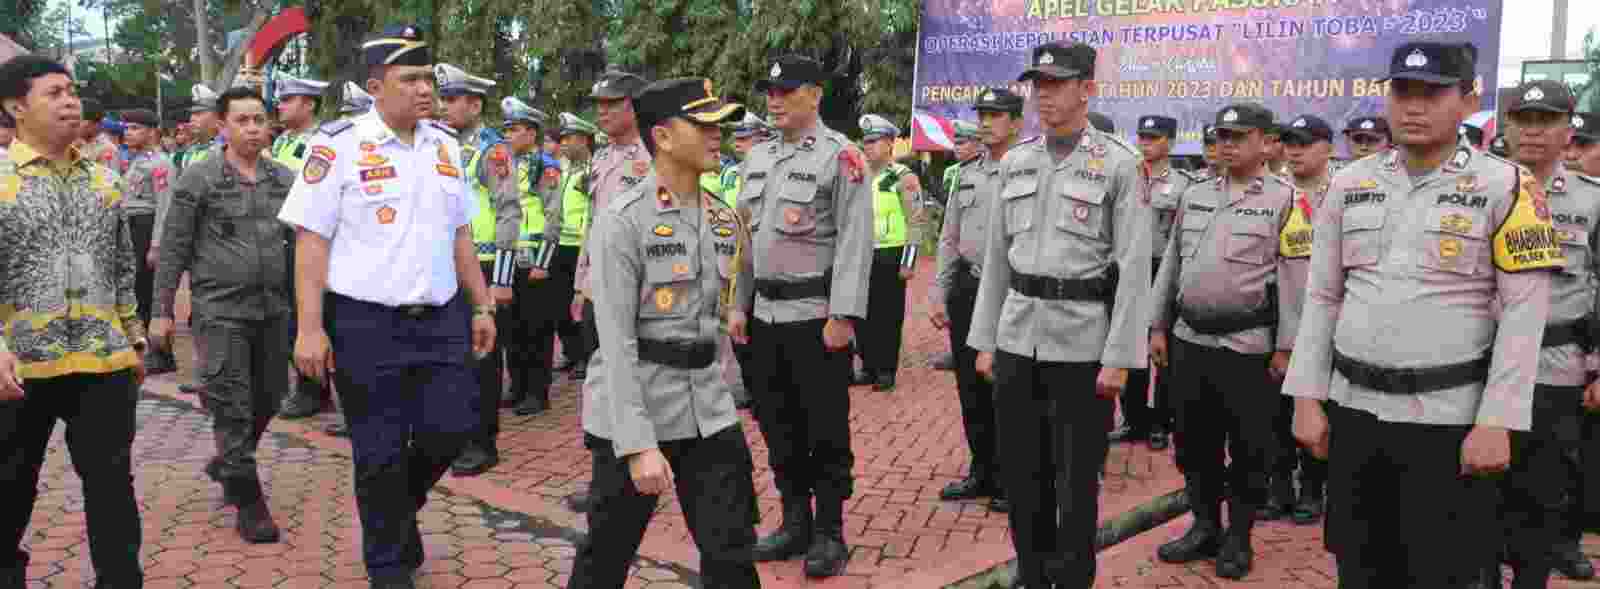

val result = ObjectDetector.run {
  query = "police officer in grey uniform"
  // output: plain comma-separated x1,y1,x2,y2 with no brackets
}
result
1284,42,1561,587
119,108,179,373
1273,114,1337,525
1479,79,1600,588
1113,114,1195,451
569,76,760,589
736,54,875,578
150,87,295,544
931,88,1023,512
1149,104,1305,580
967,42,1152,589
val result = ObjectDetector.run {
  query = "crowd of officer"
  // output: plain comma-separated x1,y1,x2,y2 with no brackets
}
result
11,18,1600,589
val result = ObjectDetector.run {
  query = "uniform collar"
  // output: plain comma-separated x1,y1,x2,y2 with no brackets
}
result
356,111,447,149
8,140,87,177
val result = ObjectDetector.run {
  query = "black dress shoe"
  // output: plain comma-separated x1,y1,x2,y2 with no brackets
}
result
851,369,875,386
873,372,896,392
1555,545,1596,580
450,445,499,476
939,476,992,501
567,490,593,513
278,391,323,419
1214,533,1253,580
513,395,548,416
1290,491,1324,525
735,398,753,410
236,500,281,544
1157,522,1221,563
369,577,416,589
1256,478,1294,521
572,367,587,382
803,532,849,577
500,391,526,408
989,494,1011,513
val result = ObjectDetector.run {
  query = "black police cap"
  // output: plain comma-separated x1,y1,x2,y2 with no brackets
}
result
1508,79,1576,115
1214,103,1274,132
1382,42,1475,86
756,55,830,92
1018,42,1096,82
1281,114,1333,144
121,109,159,128
973,87,1024,114
1573,112,1600,141
1136,115,1177,139
1343,116,1390,137
591,70,650,101
361,24,431,68
634,77,746,134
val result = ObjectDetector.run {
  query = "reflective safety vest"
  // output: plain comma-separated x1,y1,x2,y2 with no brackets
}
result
559,161,591,247
516,154,550,266
872,164,910,249
271,127,315,172
463,127,507,261
720,163,742,206
699,171,724,201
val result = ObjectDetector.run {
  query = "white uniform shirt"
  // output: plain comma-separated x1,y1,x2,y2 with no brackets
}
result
277,111,478,307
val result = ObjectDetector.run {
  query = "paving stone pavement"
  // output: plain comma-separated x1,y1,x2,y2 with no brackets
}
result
19,391,696,589
28,272,1600,587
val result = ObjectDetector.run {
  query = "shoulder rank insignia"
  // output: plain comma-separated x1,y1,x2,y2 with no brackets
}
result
318,119,354,137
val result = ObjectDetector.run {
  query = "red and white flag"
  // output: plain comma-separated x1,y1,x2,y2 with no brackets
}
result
911,111,956,152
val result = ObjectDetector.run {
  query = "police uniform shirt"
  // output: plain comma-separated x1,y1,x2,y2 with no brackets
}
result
276,110,478,307
1540,166,1600,386
733,120,875,323
966,129,1153,368
1145,163,1200,261
589,177,752,455
931,152,1003,305
1283,144,1560,431
1149,174,1305,355
498,149,562,267
574,140,652,295
122,149,176,217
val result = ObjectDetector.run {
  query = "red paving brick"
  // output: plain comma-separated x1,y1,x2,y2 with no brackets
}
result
20,272,1600,587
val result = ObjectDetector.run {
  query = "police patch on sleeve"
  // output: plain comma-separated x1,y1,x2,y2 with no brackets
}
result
303,156,331,184
1279,192,1313,259
1492,170,1565,273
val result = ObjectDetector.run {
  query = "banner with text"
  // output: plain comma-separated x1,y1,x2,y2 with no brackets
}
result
914,0,1504,155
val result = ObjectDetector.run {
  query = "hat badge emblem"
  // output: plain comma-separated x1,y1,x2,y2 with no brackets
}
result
1404,49,1428,68
1144,119,1154,128
1525,87,1545,102
1038,52,1055,65
1293,118,1307,128
1222,110,1239,123
982,91,995,101
1575,117,1586,129
771,62,782,77
403,27,416,37
1360,120,1375,130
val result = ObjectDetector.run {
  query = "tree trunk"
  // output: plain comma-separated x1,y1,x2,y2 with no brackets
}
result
193,0,213,82
214,3,272,89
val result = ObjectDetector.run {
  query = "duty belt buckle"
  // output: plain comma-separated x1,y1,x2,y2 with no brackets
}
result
403,305,428,318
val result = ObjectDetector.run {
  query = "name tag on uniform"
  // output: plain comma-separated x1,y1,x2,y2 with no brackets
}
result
361,166,398,182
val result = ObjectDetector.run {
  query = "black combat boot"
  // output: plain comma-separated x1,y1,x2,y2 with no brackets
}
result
1256,474,1294,521
1157,493,1222,563
567,490,593,513
804,499,849,577
513,391,548,416
228,480,280,544
753,498,813,561
1216,500,1256,579
278,376,325,418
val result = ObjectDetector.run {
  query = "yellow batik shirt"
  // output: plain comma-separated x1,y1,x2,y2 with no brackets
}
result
0,142,146,379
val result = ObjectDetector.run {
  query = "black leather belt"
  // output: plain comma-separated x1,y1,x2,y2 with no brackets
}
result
1542,319,1589,350
1332,350,1490,395
394,303,446,318
637,339,717,370
756,271,831,301
1009,272,1112,302
1179,306,1275,336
